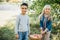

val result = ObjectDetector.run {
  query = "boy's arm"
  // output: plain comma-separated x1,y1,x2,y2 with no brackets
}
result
15,15,20,34
27,17,30,34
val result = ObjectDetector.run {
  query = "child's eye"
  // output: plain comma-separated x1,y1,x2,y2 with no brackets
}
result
22,8,27,9
22,8,24,9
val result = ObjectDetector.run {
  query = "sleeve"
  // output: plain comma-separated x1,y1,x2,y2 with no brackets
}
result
27,16,30,34
40,20,43,30
44,20,52,32
15,15,20,34
47,20,52,31
45,16,52,31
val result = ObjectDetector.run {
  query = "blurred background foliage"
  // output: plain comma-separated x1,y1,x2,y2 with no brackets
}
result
0,20,16,40
29,0,60,34
0,0,60,40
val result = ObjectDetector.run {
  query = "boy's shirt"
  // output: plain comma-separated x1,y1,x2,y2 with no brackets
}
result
15,14,30,34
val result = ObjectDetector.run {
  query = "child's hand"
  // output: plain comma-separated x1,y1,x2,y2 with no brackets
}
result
41,30,45,35
15,34,19,39
28,33,32,37
41,31,45,34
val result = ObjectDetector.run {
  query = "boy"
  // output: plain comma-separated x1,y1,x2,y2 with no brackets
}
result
15,3,30,40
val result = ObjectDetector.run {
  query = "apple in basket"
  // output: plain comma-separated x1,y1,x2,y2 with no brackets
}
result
34,34,40,38
30,34,42,39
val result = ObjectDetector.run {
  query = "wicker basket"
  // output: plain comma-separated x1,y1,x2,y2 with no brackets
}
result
29,34,42,40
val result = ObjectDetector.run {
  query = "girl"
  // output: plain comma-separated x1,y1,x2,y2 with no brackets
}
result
39,5,52,40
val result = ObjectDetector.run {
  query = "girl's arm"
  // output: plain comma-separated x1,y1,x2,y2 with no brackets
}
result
44,20,52,32
40,20,43,30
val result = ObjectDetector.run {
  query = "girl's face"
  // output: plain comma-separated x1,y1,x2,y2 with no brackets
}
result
44,8,51,15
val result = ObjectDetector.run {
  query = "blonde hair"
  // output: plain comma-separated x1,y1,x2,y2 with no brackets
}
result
39,5,51,19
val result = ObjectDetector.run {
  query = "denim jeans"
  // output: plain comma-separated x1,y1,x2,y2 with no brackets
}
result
18,31,28,40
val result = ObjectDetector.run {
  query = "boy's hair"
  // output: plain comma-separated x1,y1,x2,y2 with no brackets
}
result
21,3,28,8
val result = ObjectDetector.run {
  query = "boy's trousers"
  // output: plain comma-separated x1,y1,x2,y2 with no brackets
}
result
18,31,28,40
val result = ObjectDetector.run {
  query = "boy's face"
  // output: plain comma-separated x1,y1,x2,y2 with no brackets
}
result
21,5,28,14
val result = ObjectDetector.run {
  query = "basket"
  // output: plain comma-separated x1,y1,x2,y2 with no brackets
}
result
29,34,42,40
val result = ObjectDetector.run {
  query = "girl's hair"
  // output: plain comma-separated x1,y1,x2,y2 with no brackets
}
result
39,5,51,19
